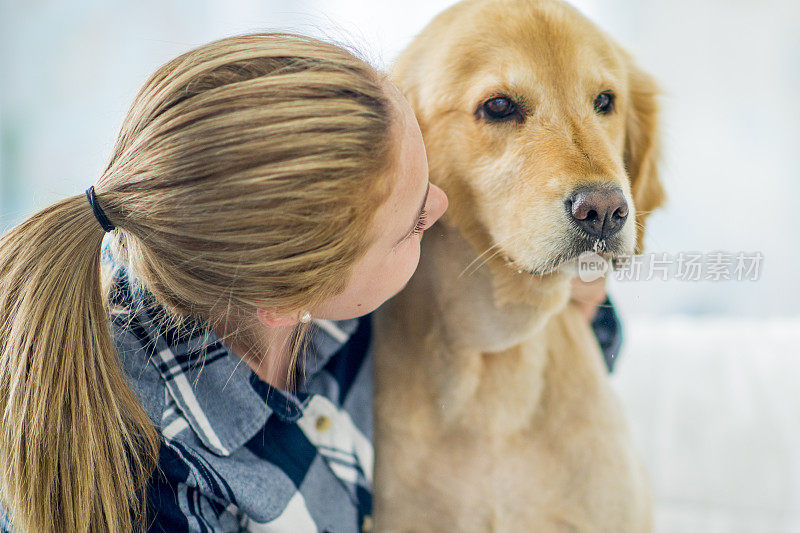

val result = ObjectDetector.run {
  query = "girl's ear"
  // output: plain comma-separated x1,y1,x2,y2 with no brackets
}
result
623,56,666,253
256,308,300,328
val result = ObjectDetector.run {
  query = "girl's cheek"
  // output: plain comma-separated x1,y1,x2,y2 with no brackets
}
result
391,238,422,278
405,240,423,275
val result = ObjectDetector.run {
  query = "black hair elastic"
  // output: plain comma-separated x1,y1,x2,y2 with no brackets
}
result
85,186,116,232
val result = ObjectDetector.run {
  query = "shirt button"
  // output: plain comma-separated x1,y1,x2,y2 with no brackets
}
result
315,415,331,432
361,515,373,532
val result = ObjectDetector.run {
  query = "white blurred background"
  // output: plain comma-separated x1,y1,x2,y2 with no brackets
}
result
1,0,799,531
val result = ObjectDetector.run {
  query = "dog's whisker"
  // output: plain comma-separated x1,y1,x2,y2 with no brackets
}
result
461,245,512,278
459,242,504,278
470,229,533,275
468,247,509,276
458,229,530,278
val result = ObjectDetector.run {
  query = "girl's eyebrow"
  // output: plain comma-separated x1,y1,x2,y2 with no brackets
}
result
396,182,430,245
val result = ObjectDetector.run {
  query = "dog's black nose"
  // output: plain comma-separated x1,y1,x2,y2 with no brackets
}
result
566,186,628,239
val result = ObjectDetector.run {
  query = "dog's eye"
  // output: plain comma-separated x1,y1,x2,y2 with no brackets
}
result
479,96,520,122
593,92,615,114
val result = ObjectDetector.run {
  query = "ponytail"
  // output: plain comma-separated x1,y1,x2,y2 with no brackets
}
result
0,194,159,532
0,31,395,532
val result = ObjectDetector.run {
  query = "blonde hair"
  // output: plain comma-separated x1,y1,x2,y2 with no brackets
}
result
0,33,395,532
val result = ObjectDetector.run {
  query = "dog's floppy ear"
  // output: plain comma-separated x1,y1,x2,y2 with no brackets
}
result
623,58,665,253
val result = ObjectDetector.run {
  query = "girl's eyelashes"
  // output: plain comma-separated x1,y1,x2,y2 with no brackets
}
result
412,210,428,236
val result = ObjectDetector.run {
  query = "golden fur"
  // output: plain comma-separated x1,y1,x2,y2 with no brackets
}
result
373,0,665,531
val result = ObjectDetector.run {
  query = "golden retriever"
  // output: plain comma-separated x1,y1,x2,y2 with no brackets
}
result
372,0,665,531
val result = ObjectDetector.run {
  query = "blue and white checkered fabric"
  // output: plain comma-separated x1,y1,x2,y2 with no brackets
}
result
109,263,375,532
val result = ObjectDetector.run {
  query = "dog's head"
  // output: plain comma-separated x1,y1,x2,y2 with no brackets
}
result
392,0,664,277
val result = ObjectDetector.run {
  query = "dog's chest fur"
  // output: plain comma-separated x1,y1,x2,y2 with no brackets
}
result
372,227,651,532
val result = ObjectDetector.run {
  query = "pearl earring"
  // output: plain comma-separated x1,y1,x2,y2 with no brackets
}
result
300,312,311,324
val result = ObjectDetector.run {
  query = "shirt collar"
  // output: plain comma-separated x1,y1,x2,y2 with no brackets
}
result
110,263,358,456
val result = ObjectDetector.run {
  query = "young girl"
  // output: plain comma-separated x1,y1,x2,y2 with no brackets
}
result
0,33,618,532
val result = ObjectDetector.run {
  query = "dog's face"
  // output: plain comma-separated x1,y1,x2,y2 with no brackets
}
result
392,0,664,276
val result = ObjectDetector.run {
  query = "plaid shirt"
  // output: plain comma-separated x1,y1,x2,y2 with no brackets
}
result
0,259,621,533
110,264,375,532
